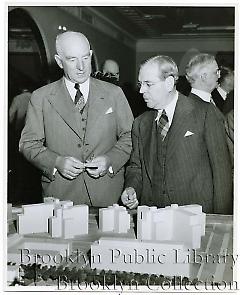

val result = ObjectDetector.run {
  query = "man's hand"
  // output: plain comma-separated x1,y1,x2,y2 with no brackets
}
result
55,156,85,180
85,155,111,178
121,187,139,209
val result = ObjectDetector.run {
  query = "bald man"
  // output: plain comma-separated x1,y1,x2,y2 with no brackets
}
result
19,31,133,207
102,59,120,82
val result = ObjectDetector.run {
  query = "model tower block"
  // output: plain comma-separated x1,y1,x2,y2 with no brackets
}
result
137,204,206,248
99,204,130,233
17,197,89,238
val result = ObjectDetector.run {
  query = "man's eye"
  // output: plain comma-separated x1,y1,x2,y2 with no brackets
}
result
83,56,90,60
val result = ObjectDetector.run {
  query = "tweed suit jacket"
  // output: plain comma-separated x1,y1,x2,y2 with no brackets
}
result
125,93,232,214
19,77,134,207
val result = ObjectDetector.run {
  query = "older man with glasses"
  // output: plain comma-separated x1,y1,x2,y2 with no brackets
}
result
121,55,232,214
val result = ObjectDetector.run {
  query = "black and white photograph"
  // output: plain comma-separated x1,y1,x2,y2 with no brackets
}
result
1,1,239,293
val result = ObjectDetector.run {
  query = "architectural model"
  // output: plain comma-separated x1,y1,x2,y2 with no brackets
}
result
17,197,89,238
8,234,72,266
91,237,190,277
99,204,130,233
137,204,205,248
91,204,206,276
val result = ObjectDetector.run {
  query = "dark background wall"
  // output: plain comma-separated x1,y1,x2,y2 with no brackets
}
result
9,6,136,86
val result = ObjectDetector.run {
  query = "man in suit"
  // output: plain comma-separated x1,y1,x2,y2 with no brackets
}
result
121,55,232,214
185,53,221,105
19,31,134,207
225,109,234,168
211,66,234,115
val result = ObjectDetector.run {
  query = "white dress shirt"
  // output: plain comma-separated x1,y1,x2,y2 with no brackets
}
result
155,91,179,128
64,77,90,104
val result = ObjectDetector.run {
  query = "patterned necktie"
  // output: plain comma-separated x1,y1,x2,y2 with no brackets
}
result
157,109,169,141
74,83,85,113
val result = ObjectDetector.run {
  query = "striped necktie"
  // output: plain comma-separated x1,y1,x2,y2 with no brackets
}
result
74,83,85,113
157,109,169,141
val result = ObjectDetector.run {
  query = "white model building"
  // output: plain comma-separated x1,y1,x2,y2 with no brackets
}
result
137,204,205,249
99,204,130,233
49,204,89,238
17,202,55,234
17,198,89,238
91,237,190,277
91,204,206,276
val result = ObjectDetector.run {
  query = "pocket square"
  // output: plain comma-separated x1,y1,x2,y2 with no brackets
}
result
184,131,194,137
105,107,113,114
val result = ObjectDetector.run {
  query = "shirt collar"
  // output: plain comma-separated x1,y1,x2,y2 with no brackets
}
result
155,91,178,127
217,86,227,100
191,88,212,103
64,77,90,103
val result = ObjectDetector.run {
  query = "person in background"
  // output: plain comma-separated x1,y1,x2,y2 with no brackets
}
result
211,66,234,115
9,86,42,205
121,55,232,214
19,31,133,207
9,87,32,135
185,53,220,106
102,59,120,83
225,109,234,168
92,59,120,85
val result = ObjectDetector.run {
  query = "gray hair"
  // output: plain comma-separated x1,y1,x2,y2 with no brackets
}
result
185,53,216,84
141,55,179,83
55,31,90,56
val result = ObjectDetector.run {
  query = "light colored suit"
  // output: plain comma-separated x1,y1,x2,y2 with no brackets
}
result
125,93,232,214
19,77,134,206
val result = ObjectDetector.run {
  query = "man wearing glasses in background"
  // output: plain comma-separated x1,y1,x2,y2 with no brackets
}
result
121,55,232,214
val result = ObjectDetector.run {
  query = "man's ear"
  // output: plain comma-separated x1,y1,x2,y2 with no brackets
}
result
165,76,175,92
54,54,63,69
90,49,93,57
200,72,207,82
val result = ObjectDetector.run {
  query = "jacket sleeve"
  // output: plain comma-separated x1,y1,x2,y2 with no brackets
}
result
19,91,59,181
204,104,233,214
105,87,134,175
124,118,143,200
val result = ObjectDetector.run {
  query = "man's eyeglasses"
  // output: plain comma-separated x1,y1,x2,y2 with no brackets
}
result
137,80,162,89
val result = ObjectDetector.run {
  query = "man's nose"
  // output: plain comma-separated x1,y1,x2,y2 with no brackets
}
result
76,59,83,70
139,84,146,94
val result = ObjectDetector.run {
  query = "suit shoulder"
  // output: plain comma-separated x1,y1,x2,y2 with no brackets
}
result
186,93,210,109
134,110,154,124
91,77,122,92
32,80,59,96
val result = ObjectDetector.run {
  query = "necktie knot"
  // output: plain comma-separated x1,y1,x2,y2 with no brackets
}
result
74,83,80,90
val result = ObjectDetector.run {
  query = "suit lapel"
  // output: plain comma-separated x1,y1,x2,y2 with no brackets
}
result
140,110,157,181
167,94,194,157
48,78,83,139
85,78,109,137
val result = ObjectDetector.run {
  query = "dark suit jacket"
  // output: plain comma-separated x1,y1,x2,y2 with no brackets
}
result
19,77,134,207
225,109,234,167
211,88,234,115
125,93,232,214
